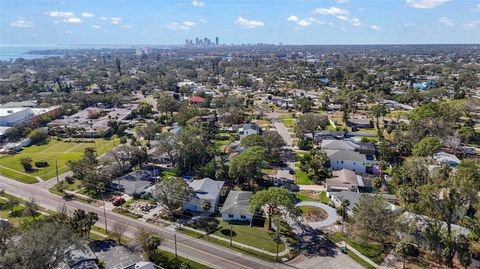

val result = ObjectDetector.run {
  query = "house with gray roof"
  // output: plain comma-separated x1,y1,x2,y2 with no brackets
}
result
220,191,253,224
112,170,154,195
184,178,225,215
327,191,398,216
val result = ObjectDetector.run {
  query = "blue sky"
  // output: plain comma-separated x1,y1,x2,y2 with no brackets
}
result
1,0,479,45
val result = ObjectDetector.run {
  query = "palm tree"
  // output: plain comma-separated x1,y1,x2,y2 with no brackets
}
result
337,199,350,236
23,198,39,220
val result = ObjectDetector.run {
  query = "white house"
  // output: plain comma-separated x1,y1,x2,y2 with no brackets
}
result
183,178,224,215
326,150,370,174
220,191,253,224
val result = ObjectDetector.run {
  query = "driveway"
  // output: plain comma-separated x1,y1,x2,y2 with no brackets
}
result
296,201,338,228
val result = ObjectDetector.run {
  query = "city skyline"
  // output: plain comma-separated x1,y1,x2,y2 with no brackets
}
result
1,0,480,46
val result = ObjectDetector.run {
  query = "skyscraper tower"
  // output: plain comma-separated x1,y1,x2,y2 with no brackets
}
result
215,36,219,46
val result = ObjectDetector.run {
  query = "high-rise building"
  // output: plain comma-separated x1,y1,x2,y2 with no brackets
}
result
215,36,219,46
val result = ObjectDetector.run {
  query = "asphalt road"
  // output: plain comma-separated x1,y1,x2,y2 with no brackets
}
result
0,175,293,269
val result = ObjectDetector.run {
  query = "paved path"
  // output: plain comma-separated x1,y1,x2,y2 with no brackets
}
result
296,201,338,228
299,185,326,192
0,175,291,269
266,112,293,148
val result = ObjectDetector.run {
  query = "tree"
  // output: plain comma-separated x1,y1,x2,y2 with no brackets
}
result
396,240,419,269
133,103,153,118
368,104,387,129
156,92,179,117
5,198,19,215
228,146,268,186
201,199,212,212
414,162,479,267
69,209,98,238
153,177,192,220
337,199,350,236
28,128,48,143
299,148,330,183
135,228,163,259
22,198,39,220
153,132,179,165
412,136,442,157
112,222,127,244
371,177,383,189
294,113,328,139
0,222,85,269
19,157,33,172
249,187,299,230
296,98,314,113
351,194,395,247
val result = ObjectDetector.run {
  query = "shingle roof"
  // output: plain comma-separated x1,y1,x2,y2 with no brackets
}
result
326,149,367,162
189,178,225,200
321,139,359,151
220,191,253,215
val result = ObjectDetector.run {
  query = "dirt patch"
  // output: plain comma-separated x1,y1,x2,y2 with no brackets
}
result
299,205,328,222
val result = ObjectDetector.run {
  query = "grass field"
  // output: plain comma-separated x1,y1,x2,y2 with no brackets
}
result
212,218,286,253
0,137,120,183
294,169,313,185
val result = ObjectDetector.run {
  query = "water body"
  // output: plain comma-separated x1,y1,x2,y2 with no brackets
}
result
0,44,175,61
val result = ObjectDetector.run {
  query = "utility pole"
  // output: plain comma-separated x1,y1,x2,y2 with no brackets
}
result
55,159,59,184
174,233,178,266
102,184,108,233
275,218,280,262
229,224,233,246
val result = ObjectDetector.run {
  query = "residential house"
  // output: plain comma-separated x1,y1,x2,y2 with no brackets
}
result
112,170,155,195
326,150,370,173
325,169,364,192
231,123,260,139
123,262,155,269
184,178,225,215
433,151,461,168
327,191,398,216
314,130,346,142
347,118,373,129
220,191,253,225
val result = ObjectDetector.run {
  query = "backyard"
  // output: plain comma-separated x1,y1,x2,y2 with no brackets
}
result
0,137,120,183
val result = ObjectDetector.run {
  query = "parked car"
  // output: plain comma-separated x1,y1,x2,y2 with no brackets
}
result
112,197,125,206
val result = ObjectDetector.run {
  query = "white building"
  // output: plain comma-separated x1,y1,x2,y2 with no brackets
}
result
0,107,34,126
183,178,224,215
220,191,253,224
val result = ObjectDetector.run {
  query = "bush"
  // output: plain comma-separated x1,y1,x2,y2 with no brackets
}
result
65,176,75,184
35,160,49,167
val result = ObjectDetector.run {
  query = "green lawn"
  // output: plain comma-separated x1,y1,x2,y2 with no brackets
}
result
0,137,120,183
327,232,388,265
296,191,330,204
212,218,286,253
281,119,296,127
294,169,313,185
0,196,43,225
151,249,213,269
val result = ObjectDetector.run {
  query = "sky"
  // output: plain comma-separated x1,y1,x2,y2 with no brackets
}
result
1,0,480,45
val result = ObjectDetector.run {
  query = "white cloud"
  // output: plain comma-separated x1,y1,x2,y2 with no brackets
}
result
100,16,107,21
314,6,349,15
165,21,197,30
46,11,75,18
371,24,381,30
336,0,350,3
351,18,362,27
64,30,73,34
287,16,324,27
192,0,205,7
92,25,101,29
53,20,59,24
199,18,208,23
358,7,366,12
287,15,299,22
110,17,122,24
335,15,362,27
81,12,94,18
406,0,450,9
234,16,264,29
10,19,33,28
66,17,82,24
462,20,480,29
438,16,454,26
122,24,133,29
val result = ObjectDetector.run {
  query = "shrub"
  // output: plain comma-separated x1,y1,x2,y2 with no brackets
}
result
35,160,49,167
